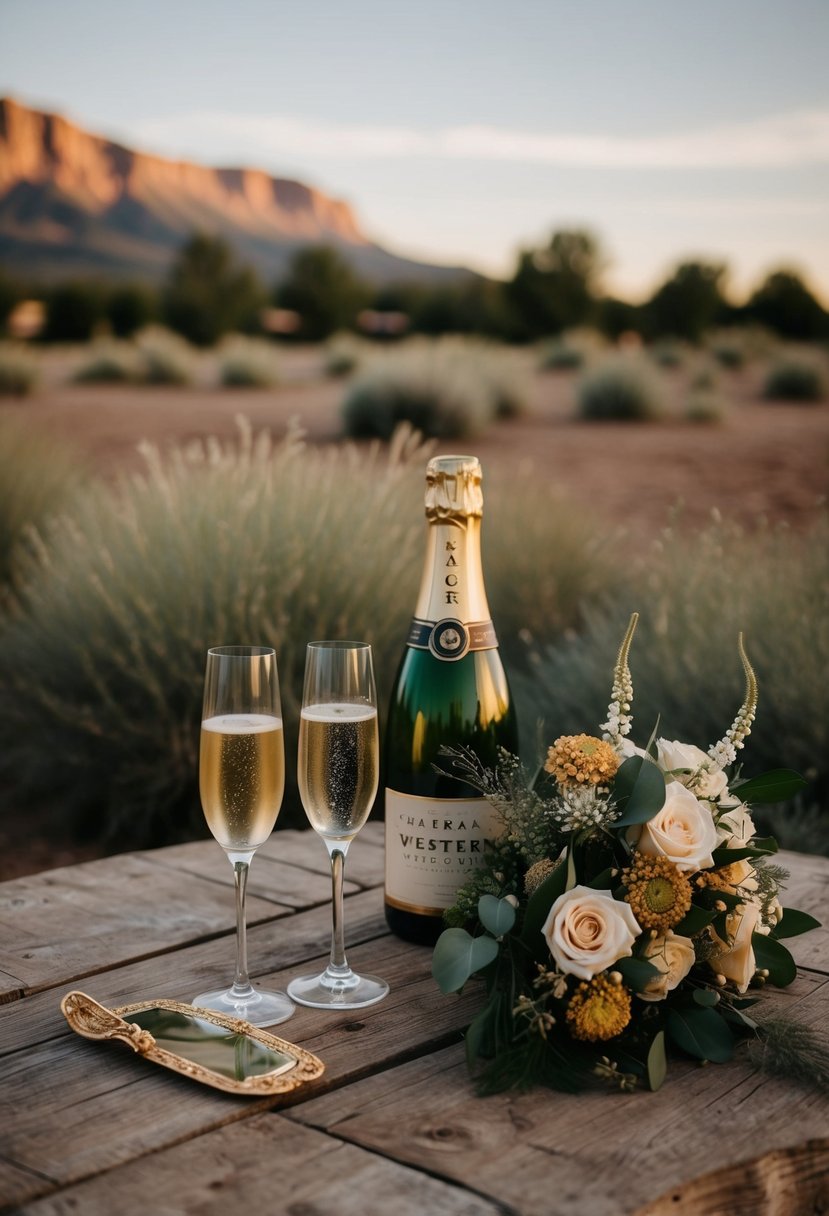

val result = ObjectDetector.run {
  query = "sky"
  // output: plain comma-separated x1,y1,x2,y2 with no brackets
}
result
2,0,828,303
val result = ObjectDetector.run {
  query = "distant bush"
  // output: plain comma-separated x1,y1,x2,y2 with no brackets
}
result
576,355,668,421
0,423,623,848
0,343,39,396
107,285,157,338
684,390,727,424
513,514,829,852
650,340,685,369
43,282,106,343
164,234,266,347
539,339,585,371
342,338,526,439
74,341,142,384
218,336,280,387
324,333,367,377
708,333,746,370
0,414,85,592
763,358,827,403
136,327,197,385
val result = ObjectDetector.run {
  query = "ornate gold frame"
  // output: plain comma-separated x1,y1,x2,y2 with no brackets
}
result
61,991,325,1097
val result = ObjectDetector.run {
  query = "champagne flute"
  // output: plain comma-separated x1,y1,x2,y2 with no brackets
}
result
192,645,294,1027
287,641,389,1009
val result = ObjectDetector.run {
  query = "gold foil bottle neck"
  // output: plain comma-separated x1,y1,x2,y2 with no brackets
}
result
425,455,483,521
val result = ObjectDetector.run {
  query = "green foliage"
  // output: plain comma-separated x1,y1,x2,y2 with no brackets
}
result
43,282,106,342
163,233,265,347
684,388,728,424
135,326,197,385
0,343,39,396
650,340,686,368
707,330,747,369
106,284,157,338
506,229,603,339
763,357,827,403
0,414,84,592
644,262,728,343
73,340,142,384
539,339,585,371
513,515,829,850
276,245,369,341
324,333,367,377
576,355,668,421
341,338,528,439
748,1014,829,1092
748,270,829,341
218,336,280,387
0,272,23,331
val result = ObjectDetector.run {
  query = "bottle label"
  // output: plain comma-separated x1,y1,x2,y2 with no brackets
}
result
406,617,497,662
385,788,501,914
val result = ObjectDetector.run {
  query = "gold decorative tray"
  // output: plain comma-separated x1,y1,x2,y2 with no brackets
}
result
61,991,324,1097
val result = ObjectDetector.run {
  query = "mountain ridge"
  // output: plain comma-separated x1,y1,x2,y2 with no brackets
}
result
0,97,471,285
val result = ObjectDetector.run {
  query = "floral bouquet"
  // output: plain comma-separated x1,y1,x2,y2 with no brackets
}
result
431,614,821,1093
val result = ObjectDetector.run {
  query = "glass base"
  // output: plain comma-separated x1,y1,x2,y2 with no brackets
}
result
287,968,389,1010
191,983,295,1027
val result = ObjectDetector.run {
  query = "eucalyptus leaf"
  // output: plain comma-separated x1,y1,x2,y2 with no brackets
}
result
478,894,516,938
667,1007,734,1062
646,1030,667,1091
771,908,821,940
692,988,720,1007
615,955,660,990
465,995,499,1067
730,769,807,804
752,932,797,987
612,756,666,828
432,928,499,994
674,904,718,936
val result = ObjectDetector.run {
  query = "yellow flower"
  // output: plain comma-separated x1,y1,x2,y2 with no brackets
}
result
545,735,620,787
622,853,692,933
524,857,560,896
566,974,631,1042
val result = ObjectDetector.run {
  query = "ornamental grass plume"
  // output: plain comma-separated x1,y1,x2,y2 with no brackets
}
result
566,975,632,1042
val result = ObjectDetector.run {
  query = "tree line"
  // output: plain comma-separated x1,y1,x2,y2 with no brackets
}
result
1,229,827,345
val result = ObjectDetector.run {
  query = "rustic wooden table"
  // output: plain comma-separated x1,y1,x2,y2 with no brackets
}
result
0,824,827,1215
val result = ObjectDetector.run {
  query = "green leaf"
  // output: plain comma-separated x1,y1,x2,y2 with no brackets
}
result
692,988,720,1007
674,904,718,936
646,1031,667,1091
772,908,822,940
612,756,666,828
477,895,516,938
586,866,614,891
752,932,797,987
431,928,499,994
465,995,500,1067
615,955,661,990
720,1005,759,1033
711,840,778,866
666,1007,734,1062
644,715,662,760
565,847,578,892
730,770,807,804
521,859,568,950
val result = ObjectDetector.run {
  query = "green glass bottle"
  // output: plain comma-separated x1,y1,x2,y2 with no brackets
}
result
384,455,518,944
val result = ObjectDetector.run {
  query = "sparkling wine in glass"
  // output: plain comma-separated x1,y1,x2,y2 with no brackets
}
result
192,645,294,1027
287,641,389,1009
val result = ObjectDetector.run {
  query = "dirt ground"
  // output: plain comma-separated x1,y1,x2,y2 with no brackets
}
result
5,344,828,537
2,342,828,879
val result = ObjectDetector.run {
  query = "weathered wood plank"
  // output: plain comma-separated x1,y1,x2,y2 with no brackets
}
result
776,850,828,973
289,974,829,1216
0,922,477,1206
0,854,293,1000
258,823,385,888
138,838,360,908
0,887,390,1058
12,1114,502,1216
0,1159,53,1212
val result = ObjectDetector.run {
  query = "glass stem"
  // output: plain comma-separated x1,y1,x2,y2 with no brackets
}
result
230,858,255,998
328,846,350,976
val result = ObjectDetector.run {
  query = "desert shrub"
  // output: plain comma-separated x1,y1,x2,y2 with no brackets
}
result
218,336,280,387
341,338,523,439
0,414,85,591
42,282,105,343
0,425,622,848
763,358,827,403
0,343,39,396
135,326,196,385
107,285,157,338
708,331,747,370
325,333,367,378
650,340,685,369
684,391,727,424
539,339,585,371
74,341,143,384
576,355,668,421
514,515,829,852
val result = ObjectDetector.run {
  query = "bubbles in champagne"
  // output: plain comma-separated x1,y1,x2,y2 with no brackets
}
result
299,703,378,840
200,714,285,851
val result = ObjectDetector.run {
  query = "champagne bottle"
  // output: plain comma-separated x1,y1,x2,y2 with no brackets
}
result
384,455,518,944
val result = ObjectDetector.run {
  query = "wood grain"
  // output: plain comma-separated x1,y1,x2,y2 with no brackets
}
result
12,1114,502,1216
259,822,385,889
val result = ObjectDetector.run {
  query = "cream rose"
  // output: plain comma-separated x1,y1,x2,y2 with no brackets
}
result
542,885,641,981
656,739,728,800
716,799,756,848
637,932,696,1002
633,781,718,872
710,900,761,992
